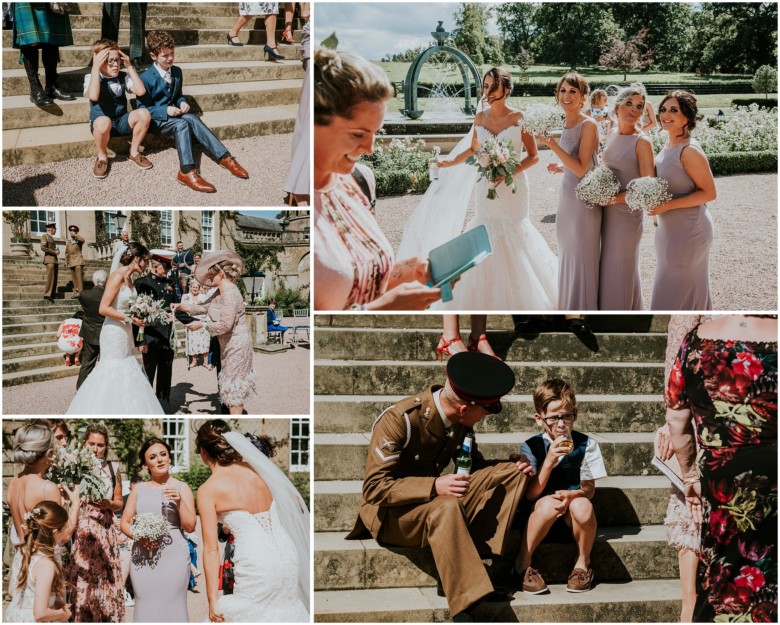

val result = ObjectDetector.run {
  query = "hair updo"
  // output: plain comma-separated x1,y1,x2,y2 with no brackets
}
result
120,241,150,266
613,83,647,128
314,48,394,126
18,500,68,597
196,419,277,465
14,423,55,465
482,67,512,106
216,260,241,282
659,90,699,137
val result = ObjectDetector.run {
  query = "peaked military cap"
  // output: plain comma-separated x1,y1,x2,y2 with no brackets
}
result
446,351,515,407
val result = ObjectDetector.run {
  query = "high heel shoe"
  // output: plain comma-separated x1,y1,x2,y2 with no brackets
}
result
226,33,243,46
264,44,285,61
436,335,466,361
468,334,499,359
281,22,294,44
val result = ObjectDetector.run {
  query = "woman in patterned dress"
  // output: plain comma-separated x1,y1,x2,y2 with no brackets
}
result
67,423,125,622
181,281,212,369
313,48,441,311
227,3,284,61
666,315,777,622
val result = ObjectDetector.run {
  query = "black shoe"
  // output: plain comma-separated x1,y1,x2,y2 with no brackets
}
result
566,317,592,335
46,85,75,101
30,86,54,106
263,44,285,61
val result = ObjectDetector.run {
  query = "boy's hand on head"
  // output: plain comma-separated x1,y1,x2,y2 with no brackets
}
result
119,50,132,70
94,47,110,66
167,106,182,117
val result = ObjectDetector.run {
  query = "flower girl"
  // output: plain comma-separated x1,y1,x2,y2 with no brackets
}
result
6,501,72,623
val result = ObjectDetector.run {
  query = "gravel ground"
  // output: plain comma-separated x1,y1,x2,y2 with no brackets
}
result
2,343,310,415
376,149,778,311
2,134,293,207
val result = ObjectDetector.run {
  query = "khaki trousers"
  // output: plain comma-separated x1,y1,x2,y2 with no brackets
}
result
375,462,526,616
70,265,83,296
43,262,58,298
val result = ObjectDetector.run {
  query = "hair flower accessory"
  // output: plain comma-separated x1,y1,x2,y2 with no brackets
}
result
23,507,43,523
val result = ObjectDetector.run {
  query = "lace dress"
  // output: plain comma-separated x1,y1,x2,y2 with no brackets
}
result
66,284,164,415
433,124,558,310
6,555,60,622
666,327,777,621
189,283,255,407
217,503,309,622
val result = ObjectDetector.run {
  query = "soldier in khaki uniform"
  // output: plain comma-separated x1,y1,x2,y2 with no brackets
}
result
40,222,59,303
65,225,86,297
347,352,533,621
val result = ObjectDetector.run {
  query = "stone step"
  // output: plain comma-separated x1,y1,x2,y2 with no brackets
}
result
314,525,677,591
2,331,57,347
64,15,264,30
2,60,303,97
2,42,302,70
3,362,82,387
314,432,659,481
3,311,83,325
64,4,254,17
5,284,81,295
315,328,667,363
4,102,297,166
3,27,302,48
3,298,93,309
4,321,63,336
314,395,665,434
3,79,301,130
2,303,89,316
314,580,681,622
2,341,60,359
314,361,664,396
314,475,673,532
315,314,671,333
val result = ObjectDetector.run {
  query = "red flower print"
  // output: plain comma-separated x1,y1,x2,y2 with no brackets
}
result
709,508,738,544
734,565,766,592
716,582,752,613
709,478,736,504
752,602,777,623
732,352,764,382
738,540,772,562
666,359,685,407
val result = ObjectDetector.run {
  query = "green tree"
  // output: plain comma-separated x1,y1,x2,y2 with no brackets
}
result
495,2,539,62
533,3,622,69
599,28,654,81
452,3,494,66
753,64,778,99
514,48,534,73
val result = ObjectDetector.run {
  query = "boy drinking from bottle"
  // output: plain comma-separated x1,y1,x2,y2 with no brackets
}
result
514,378,607,594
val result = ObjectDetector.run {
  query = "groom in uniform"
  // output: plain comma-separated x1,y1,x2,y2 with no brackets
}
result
134,249,194,412
347,352,534,622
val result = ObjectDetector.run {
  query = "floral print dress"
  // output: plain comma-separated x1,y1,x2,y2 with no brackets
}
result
666,327,777,622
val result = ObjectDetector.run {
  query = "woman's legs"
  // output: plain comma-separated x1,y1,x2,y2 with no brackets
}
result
264,12,278,48
437,315,467,359
282,3,295,42
468,315,496,357
678,548,698,623
228,15,252,44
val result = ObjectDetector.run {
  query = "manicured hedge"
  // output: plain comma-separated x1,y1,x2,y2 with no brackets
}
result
708,151,777,176
375,169,430,196
731,97,778,108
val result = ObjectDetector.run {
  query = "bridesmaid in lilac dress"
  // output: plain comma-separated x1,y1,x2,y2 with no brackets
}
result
650,91,716,310
599,85,656,310
537,72,600,310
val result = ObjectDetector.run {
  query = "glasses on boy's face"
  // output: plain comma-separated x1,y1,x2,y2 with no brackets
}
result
107,58,121,65
543,414,576,426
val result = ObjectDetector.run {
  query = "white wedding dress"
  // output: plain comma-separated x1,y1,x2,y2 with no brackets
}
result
217,503,309,622
66,284,164,415
400,124,558,310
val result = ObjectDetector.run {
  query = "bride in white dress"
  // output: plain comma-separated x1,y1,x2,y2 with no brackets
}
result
195,420,309,623
398,67,558,310
66,243,164,415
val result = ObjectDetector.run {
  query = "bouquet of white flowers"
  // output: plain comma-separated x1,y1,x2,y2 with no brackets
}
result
626,176,672,214
519,104,564,136
575,165,620,209
46,443,108,502
126,293,170,342
132,512,169,542
466,136,522,200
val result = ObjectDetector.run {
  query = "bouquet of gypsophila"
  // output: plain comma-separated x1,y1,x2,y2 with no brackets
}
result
626,176,672,227
519,104,564,136
575,165,620,209
466,136,522,200
126,293,170,342
132,512,169,563
46,442,108,502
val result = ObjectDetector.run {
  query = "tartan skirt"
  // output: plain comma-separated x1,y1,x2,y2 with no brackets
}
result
12,2,74,48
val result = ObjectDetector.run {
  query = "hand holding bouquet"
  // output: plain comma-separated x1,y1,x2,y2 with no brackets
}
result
126,293,170,341
626,177,673,226
46,443,108,502
132,512,169,562
519,104,564,137
576,165,620,209
466,137,522,200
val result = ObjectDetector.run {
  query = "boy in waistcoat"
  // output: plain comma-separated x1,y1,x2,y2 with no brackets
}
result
84,39,152,179
514,378,607,594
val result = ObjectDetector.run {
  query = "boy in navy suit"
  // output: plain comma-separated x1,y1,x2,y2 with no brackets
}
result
514,379,607,595
137,30,249,193
85,39,153,179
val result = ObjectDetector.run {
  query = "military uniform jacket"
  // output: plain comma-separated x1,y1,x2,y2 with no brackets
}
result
347,385,489,539
133,274,179,346
40,233,58,265
65,234,85,268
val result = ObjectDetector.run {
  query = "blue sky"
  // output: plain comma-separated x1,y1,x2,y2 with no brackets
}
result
239,210,286,220
314,3,499,61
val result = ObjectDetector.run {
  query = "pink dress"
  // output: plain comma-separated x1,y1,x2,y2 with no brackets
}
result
314,174,394,310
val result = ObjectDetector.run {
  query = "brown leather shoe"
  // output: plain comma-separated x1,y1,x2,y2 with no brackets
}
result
93,158,109,179
178,169,216,193
128,152,153,170
219,155,248,179
566,567,593,593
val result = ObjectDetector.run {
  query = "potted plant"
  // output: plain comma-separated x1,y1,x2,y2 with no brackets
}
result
3,210,32,257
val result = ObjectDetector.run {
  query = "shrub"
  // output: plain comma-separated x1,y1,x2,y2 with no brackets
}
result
708,151,778,176
263,283,309,312
362,137,434,197
752,64,778,99
289,472,311,510
693,104,777,153
175,459,212,494
731,97,778,108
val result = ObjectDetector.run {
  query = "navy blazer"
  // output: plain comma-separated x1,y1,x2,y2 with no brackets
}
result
137,64,187,123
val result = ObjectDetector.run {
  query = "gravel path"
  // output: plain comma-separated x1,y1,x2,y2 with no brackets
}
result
2,134,292,207
2,344,310,415
377,149,777,311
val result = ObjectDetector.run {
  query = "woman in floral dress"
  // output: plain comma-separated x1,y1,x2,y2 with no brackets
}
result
666,315,777,622
182,281,211,369
68,424,125,622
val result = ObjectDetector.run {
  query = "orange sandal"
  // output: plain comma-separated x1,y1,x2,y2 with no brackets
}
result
436,335,466,361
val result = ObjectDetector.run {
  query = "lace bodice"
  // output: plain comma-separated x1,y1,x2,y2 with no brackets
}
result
114,284,134,315
217,502,308,622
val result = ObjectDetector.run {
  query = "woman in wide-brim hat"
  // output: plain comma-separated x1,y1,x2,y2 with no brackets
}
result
173,251,255,414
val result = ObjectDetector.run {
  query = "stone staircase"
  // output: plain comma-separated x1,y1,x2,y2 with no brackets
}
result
313,314,683,622
3,2,304,166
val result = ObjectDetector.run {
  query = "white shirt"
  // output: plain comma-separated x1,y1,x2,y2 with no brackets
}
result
432,389,453,429
153,62,172,84
520,432,607,482
83,72,134,98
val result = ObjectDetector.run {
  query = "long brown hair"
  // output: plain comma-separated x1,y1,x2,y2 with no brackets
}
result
17,501,68,597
